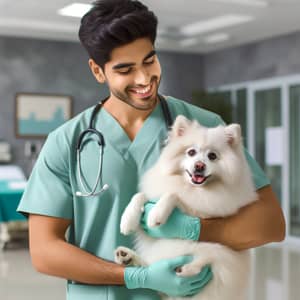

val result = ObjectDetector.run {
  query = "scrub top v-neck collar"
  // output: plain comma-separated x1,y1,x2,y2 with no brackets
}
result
94,100,166,161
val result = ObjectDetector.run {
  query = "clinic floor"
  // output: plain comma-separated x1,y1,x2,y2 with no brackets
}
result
0,243,299,300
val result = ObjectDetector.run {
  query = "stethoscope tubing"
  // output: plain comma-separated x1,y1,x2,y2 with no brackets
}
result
75,94,173,197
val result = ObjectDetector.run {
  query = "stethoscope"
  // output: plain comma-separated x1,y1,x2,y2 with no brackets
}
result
75,94,173,197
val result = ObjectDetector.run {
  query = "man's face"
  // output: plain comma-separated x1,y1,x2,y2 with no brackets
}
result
103,38,162,111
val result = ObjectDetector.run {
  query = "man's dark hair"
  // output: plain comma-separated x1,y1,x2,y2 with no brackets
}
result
79,0,158,68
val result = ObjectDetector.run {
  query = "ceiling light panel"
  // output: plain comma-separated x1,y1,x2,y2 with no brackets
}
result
204,33,230,44
58,3,92,18
181,15,254,36
180,37,200,47
209,0,269,7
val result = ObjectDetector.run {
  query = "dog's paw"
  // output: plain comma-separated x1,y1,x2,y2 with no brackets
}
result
120,193,147,235
120,211,141,235
114,246,139,266
147,207,168,228
176,263,207,277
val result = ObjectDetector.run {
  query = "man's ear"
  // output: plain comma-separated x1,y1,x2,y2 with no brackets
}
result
88,59,105,83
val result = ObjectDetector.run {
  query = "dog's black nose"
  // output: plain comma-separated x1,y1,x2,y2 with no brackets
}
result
195,161,206,172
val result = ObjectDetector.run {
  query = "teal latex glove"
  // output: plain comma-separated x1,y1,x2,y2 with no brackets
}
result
124,255,212,297
141,201,201,241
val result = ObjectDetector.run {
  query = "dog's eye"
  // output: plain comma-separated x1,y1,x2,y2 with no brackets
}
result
208,152,217,161
187,149,196,156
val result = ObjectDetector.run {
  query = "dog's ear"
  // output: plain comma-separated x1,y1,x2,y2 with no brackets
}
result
171,115,191,138
225,124,241,146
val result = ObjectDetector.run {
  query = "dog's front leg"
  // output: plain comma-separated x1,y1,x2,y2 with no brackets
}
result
120,192,148,235
147,193,179,227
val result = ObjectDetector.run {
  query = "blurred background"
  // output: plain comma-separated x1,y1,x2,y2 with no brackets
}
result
0,0,299,299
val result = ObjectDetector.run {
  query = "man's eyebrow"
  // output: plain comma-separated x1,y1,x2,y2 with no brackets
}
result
143,50,156,61
112,62,135,70
112,50,156,70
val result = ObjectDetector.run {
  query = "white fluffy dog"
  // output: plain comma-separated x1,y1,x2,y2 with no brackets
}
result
115,115,258,300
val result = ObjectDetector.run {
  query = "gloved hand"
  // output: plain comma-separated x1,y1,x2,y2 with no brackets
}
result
141,201,201,241
124,255,212,297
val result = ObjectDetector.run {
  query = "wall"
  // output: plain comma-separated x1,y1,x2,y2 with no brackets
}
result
5,29,300,176
0,36,204,176
159,51,204,99
203,31,300,88
0,37,105,175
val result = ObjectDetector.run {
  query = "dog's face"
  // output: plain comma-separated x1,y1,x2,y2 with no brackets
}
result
182,143,220,186
161,115,243,187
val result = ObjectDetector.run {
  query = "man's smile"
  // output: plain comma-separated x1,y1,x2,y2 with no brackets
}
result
128,82,154,99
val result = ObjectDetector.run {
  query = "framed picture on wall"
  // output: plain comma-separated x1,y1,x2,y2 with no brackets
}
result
15,93,73,138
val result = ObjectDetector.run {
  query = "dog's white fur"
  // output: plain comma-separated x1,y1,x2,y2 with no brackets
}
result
115,115,258,300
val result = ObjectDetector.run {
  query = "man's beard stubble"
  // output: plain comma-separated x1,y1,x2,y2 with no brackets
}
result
110,76,161,111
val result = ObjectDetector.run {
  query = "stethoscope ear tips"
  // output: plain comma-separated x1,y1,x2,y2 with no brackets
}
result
102,184,109,190
75,184,109,197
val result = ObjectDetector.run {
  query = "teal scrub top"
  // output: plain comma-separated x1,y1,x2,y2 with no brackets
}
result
17,96,270,300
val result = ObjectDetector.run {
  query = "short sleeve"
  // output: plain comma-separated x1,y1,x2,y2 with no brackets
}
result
17,132,73,219
244,150,270,189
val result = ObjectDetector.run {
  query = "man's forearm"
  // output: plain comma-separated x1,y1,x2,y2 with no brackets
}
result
29,214,125,285
31,238,125,285
199,185,286,251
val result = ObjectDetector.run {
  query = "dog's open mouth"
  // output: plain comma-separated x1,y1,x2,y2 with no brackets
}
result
186,170,210,185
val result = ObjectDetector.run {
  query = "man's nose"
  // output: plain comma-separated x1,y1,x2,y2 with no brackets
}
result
134,68,150,85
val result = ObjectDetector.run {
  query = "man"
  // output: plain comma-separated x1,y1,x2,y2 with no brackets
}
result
17,0,285,299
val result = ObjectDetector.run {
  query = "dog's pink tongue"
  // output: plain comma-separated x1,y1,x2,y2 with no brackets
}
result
192,174,206,184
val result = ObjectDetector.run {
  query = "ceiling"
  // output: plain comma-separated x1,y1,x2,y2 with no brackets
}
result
0,0,300,53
